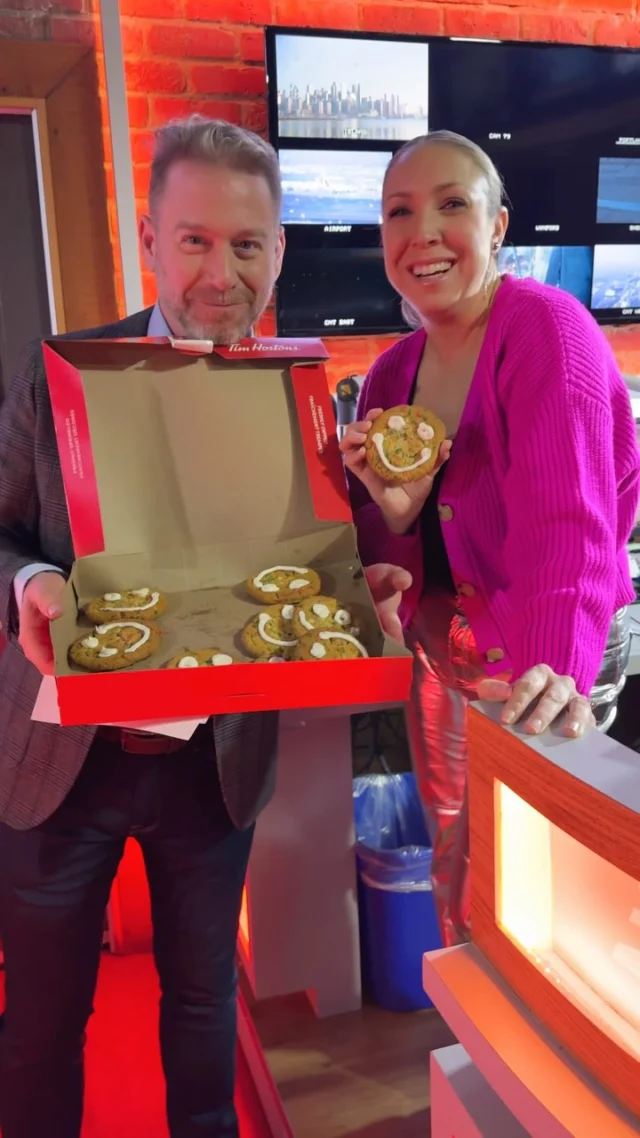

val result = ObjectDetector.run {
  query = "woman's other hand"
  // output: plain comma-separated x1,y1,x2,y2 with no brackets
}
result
363,562,412,644
477,663,596,738
340,408,452,535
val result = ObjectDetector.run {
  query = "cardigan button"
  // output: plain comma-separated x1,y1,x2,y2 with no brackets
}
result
486,647,505,663
458,583,476,597
438,504,454,521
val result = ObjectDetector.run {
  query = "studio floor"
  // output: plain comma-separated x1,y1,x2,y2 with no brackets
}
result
70,951,454,1137
81,952,269,1138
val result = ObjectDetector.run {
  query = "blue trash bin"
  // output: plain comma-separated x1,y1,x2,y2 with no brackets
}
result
353,772,442,1012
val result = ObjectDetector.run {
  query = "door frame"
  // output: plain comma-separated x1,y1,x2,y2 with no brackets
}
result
0,41,118,333
0,99,66,333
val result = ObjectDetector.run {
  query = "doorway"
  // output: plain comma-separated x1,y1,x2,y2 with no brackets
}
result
0,39,117,398
0,112,56,393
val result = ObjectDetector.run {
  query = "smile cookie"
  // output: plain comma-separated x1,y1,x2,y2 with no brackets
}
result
293,629,369,662
291,596,358,639
84,587,167,623
69,621,161,672
245,566,321,604
365,405,446,483
241,603,299,659
165,648,235,668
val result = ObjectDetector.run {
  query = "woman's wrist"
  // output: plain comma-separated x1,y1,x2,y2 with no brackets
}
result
381,510,418,537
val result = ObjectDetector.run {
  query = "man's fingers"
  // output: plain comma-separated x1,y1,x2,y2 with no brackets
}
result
18,614,56,675
24,572,65,619
19,572,65,674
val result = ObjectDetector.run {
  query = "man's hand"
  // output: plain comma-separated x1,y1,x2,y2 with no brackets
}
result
18,572,66,675
363,563,412,644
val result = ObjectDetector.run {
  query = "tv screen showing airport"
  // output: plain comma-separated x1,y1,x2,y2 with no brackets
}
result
279,149,389,225
266,27,640,335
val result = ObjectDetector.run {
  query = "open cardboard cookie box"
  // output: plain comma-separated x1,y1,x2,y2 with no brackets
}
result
43,335,413,727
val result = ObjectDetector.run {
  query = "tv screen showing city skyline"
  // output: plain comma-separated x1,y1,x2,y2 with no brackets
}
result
275,34,429,141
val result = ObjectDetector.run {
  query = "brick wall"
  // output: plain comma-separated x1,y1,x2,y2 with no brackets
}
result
1,0,639,378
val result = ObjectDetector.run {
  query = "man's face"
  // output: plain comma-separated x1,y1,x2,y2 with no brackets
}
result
139,159,285,344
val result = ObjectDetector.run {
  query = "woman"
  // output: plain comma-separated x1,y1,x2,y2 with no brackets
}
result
342,131,640,948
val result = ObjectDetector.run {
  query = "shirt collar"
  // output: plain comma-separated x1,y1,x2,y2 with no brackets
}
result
147,302,172,338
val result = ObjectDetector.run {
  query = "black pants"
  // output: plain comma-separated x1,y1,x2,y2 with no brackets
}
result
0,730,254,1138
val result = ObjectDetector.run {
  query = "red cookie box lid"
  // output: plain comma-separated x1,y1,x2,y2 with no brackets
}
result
42,335,353,560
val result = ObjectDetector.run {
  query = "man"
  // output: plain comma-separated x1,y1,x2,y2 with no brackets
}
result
0,115,408,1137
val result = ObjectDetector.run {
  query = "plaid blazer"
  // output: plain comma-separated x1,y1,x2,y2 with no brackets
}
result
0,309,279,831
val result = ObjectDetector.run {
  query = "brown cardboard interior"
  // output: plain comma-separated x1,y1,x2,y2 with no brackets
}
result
51,526,410,674
51,340,325,555
48,340,412,681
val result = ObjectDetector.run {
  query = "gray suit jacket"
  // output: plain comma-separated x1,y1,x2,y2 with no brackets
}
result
0,309,279,831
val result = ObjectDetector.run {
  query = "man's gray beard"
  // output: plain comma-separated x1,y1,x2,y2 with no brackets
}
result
179,311,259,346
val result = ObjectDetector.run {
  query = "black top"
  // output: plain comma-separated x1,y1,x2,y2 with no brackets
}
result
409,374,456,595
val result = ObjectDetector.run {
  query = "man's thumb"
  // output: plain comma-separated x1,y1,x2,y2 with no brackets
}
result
29,576,65,620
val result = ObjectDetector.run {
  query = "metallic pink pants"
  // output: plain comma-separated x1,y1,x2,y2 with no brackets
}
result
405,593,631,948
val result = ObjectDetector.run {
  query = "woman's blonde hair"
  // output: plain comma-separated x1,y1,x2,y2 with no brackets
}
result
383,131,505,329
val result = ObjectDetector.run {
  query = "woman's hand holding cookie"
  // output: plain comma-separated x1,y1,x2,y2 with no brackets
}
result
340,408,451,535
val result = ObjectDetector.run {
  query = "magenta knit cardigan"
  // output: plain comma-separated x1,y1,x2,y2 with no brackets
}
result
350,275,640,695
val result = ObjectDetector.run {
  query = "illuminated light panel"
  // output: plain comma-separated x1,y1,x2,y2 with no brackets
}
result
239,885,251,958
496,781,640,1061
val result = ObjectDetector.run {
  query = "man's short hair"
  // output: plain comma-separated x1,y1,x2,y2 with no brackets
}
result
149,114,282,218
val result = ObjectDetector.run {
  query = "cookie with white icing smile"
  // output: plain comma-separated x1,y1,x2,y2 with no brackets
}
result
293,629,369,662
365,405,446,484
84,587,167,623
69,621,162,672
291,595,358,639
165,648,235,669
241,603,299,659
245,566,321,604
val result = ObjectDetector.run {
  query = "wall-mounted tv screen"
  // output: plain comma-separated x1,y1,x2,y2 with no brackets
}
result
275,34,429,142
280,149,389,225
277,248,402,336
266,27,640,336
597,158,640,224
497,246,593,308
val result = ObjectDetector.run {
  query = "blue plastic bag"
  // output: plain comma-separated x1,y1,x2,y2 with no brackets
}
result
353,772,432,891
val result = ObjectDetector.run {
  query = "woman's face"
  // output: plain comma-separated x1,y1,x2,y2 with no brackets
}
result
381,143,508,321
